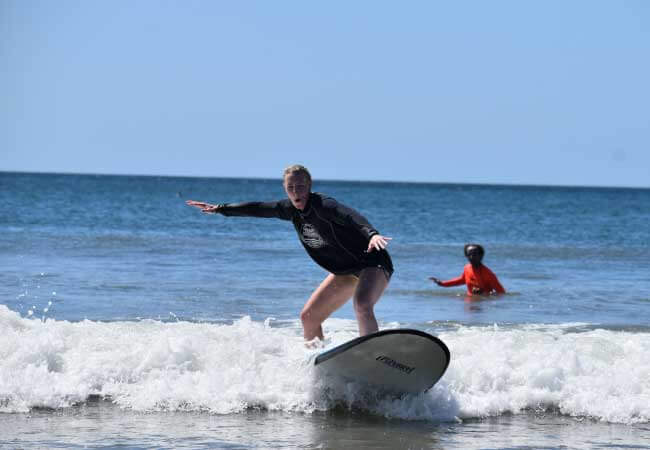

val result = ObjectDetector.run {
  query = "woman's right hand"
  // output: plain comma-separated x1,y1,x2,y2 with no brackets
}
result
429,277,442,286
186,200,223,214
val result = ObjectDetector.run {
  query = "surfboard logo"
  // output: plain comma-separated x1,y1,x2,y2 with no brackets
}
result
375,355,415,374
300,223,325,248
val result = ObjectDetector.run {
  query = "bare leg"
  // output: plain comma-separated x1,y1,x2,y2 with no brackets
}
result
353,267,390,336
300,273,358,341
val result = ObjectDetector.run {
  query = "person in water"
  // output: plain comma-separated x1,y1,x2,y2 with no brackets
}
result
429,244,505,296
186,164,393,342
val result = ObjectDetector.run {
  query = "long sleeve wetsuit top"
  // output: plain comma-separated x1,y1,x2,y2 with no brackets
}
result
217,192,392,276
439,263,505,295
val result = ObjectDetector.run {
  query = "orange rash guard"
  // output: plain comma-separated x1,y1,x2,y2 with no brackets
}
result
439,263,505,295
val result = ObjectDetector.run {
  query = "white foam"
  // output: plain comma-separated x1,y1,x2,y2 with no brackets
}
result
1,305,648,424
440,323,650,424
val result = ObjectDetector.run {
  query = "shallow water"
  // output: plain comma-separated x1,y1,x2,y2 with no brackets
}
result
3,402,650,449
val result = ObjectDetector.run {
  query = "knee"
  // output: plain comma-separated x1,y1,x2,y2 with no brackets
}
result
300,307,314,326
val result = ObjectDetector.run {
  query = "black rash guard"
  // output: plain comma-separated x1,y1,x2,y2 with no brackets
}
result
217,192,393,276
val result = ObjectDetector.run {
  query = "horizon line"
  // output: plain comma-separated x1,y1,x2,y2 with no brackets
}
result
1,169,648,191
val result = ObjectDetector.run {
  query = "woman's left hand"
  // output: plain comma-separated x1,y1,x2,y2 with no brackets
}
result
367,234,392,252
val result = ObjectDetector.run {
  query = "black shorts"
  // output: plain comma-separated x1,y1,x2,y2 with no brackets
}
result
348,249,394,281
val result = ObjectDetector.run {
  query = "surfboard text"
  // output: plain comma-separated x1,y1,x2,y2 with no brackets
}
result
375,355,415,374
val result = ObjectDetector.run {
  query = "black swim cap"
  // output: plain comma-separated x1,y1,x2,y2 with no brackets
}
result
464,244,485,258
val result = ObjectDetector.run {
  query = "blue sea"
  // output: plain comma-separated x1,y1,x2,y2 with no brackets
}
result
1,172,649,449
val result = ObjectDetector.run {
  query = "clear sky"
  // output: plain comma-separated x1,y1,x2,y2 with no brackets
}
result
2,1,649,187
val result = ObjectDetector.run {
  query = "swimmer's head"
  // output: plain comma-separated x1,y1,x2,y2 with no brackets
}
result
283,164,312,211
283,164,312,185
464,243,485,266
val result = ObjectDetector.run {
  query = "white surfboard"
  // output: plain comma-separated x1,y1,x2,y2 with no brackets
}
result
314,329,450,395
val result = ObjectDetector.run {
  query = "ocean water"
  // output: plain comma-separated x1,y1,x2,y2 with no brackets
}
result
1,172,649,449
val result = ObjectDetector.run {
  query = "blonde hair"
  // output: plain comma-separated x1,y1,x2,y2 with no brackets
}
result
282,164,312,184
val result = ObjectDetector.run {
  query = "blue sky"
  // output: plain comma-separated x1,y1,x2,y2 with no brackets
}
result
2,1,649,187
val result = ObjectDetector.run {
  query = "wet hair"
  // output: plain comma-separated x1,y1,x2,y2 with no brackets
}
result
282,164,312,184
464,243,485,257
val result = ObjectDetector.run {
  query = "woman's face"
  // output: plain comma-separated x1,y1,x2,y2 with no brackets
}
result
283,172,311,210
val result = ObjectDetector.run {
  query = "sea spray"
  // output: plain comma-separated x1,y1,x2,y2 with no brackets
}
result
1,306,649,424
441,324,650,423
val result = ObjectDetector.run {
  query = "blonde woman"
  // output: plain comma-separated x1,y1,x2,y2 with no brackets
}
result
187,165,393,342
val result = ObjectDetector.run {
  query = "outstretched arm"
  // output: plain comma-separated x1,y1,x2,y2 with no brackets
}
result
186,200,223,214
430,273,466,287
186,199,293,220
